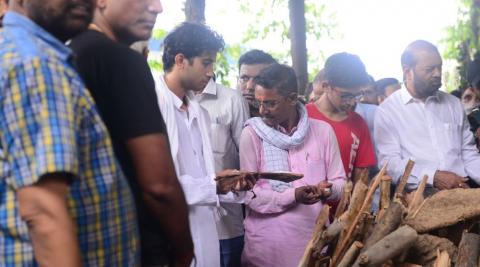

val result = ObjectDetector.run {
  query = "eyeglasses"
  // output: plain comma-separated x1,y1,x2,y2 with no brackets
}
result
333,87,364,101
252,99,282,109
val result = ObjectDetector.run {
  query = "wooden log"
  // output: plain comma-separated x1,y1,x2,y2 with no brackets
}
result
405,188,480,233
359,168,369,186
405,234,457,267
335,181,353,219
363,202,405,250
337,241,363,267
358,214,375,244
333,181,368,261
316,219,345,251
298,206,330,267
395,159,415,197
332,163,388,267
407,175,428,219
434,250,451,267
352,225,418,267
456,232,480,267
377,175,392,222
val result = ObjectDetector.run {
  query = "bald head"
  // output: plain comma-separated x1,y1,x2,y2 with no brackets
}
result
401,40,440,68
401,40,442,100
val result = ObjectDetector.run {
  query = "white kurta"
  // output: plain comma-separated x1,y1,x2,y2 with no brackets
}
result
173,92,220,267
154,75,243,267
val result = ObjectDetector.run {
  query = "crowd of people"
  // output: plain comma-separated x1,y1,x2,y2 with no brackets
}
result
1,0,480,267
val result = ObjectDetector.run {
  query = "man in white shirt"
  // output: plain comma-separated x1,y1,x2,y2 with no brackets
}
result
194,79,249,267
374,40,480,191
237,49,277,117
155,22,254,267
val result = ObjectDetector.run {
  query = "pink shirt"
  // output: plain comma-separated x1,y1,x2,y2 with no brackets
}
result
240,118,346,267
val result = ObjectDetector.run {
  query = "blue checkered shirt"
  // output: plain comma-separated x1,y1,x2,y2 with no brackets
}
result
0,12,139,266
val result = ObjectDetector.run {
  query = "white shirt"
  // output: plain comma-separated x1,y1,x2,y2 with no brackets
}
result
374,86,480,189
193,79,249,240
169,90,220,267
355,102,377,143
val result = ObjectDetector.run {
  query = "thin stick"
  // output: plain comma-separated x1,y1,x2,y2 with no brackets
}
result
335,181,353,219
407,175,428,218
395,159,415,196
433,249,451,267
377,175,392,222
331,162,388,267
298,206,330,267
337,241,363,267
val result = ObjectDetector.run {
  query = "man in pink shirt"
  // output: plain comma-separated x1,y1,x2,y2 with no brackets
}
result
239,64,346,267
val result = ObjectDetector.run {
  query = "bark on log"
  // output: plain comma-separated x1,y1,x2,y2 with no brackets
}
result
406,234,457,267
335,181,353,219
333,182,368,262
363,202,405,250
358,214,375,244
456,232,480,267
377,175,392,222
395,159,415,197
332,163,388,266
337,241,363,267
298,206,330,267
352,225,418,267
405,188,480,233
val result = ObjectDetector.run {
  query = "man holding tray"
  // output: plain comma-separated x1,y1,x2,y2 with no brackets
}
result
239,63,347,267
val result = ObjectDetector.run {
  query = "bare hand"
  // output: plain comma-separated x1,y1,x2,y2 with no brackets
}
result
433,171,469,190
295,185,321,205
317,181,333,200
216,169,257,194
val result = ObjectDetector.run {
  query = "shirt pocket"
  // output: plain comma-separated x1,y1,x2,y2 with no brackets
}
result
210,123,230,154
304,153,327,184
442,123,462,156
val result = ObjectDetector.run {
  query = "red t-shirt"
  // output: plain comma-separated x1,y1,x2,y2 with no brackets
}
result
306,103,376,179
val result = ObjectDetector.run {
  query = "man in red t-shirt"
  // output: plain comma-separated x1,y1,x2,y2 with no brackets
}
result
307,52,376,182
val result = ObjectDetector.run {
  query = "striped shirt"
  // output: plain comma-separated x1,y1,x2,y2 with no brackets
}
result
0,12,139,266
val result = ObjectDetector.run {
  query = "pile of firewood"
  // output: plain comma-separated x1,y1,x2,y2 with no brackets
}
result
298,160,480,267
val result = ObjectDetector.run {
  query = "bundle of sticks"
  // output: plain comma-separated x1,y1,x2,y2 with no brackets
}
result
298,160,480,267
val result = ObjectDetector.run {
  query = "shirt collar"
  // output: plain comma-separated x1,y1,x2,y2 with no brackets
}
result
167,88,186,110
3,11,73,62
400,85,441,105
201,79,217,96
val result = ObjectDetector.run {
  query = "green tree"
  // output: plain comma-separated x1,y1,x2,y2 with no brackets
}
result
442,0,480,90
216,0,338,89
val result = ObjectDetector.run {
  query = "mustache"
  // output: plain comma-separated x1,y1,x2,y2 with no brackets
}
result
66,1,94,11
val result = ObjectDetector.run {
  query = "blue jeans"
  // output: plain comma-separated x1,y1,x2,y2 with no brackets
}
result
220,235,244,267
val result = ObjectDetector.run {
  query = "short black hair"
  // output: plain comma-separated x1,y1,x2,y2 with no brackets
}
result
375,78,399,95
401,40,439,68
313,69,325,84
324,52,370,89
253,63,297,97
238,49,277,71
162,22,225,72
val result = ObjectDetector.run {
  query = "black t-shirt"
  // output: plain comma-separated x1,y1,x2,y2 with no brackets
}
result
70,30,170,265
